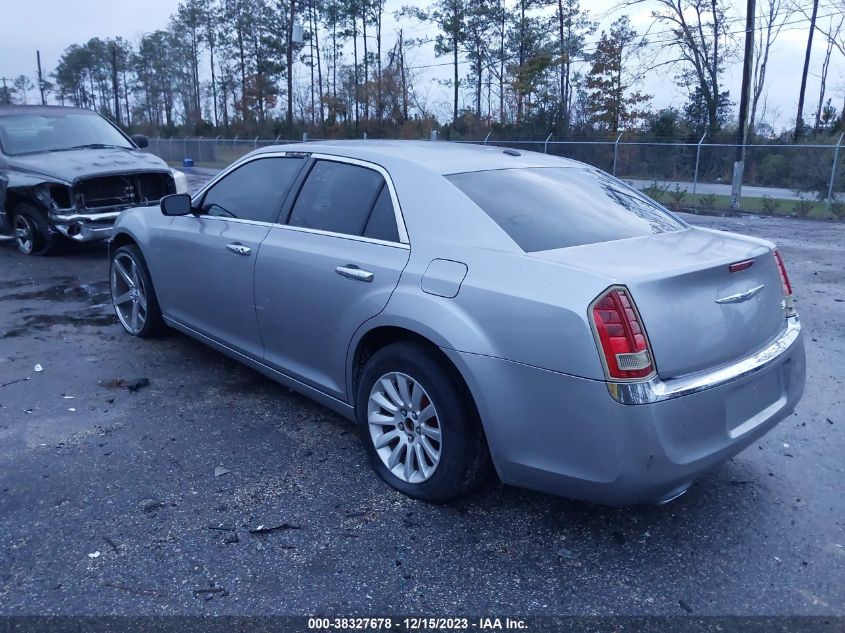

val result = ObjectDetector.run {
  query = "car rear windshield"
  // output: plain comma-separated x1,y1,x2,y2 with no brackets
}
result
446,167,687,252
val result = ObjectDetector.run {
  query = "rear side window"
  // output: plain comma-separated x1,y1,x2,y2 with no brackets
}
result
288,160,390,237
363,185,400,242
446,167,687,252
201,156,304,223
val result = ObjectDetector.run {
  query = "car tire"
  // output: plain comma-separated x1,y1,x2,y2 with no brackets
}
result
356,341,491,503
110,244,166,338
13,203,55,256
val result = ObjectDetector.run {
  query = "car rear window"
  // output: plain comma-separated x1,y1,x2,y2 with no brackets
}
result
446,167,687,252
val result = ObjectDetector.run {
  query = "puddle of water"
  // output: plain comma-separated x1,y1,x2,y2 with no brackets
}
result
1,309,117,338
0,280,111,304
0,276,76,291
1,276,117,337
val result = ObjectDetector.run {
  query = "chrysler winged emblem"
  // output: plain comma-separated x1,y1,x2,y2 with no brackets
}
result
715,284,765,304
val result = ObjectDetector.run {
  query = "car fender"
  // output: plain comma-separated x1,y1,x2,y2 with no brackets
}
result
1,169,72,221
109,208,153,257
344,283,499,404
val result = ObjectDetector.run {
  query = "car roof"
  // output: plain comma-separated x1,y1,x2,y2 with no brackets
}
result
252,139,583,176
0,105,96,116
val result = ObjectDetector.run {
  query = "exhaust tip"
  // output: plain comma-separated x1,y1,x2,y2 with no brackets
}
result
654,484,692,506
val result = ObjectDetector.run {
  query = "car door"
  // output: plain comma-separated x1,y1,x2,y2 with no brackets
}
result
155,155,306,357
254,157,411,400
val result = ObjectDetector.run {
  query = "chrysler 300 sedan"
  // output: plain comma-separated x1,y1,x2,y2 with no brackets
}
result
109,141,805,505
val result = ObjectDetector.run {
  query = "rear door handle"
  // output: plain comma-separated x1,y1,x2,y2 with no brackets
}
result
336,265,374,282
226,242,251,256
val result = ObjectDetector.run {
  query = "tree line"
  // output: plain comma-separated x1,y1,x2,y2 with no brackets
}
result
1,0,843,142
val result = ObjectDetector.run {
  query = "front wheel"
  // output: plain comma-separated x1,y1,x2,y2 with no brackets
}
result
356,342,491,503
13,204,55,256
110,244,166,338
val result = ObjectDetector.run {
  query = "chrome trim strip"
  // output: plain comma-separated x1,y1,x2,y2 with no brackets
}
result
51,211,122,222
268,223,411,249
190,149,410,245
190,213,410,249
608,317,801,405
715,284,765,304
192,215,274,228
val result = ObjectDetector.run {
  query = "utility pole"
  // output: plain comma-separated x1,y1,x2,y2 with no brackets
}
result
398,29,408,122
36,50,46,105
0,76,11,105
111,44,121,126
286,0,296,131
731,0,755,210
795,0,819,141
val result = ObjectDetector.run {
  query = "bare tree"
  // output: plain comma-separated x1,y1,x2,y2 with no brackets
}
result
748,0,793,135
626,0,735,133
811,0,845,57
813,16,841,130
795,0,845,135
13,75,34,104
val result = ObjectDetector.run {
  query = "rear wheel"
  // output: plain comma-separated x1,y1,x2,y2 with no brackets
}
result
356,341,490,503
13,203,55,256
110,244,165,338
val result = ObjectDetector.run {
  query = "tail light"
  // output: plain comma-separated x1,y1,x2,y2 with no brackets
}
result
590,287,655,380
773,250,796,317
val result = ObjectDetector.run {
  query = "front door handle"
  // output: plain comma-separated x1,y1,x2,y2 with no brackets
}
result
226,242,251,256
336,265,374,282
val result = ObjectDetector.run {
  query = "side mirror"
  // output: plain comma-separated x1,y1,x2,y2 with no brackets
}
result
160,193,193,216
131,134,149,149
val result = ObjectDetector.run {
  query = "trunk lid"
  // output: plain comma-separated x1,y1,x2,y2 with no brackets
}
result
533,227,787,379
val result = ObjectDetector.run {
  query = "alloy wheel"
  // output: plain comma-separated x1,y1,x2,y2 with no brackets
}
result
367,372,442,484
111,251,148,334
14,215,35,255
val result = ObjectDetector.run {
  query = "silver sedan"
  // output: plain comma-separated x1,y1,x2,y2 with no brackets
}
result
109,141,806,505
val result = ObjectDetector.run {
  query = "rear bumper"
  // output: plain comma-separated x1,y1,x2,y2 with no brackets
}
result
608,317,802,404
50,210,120,242
444,318,805,506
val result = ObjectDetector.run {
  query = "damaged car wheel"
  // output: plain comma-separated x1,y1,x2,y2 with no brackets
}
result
13,203,54,256
110,244,166,338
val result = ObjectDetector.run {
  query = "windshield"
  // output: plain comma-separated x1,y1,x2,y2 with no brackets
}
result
446,167,688,252
0,112,133,156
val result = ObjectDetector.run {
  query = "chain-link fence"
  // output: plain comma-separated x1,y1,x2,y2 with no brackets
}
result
148,136,307,168
146,134,845,216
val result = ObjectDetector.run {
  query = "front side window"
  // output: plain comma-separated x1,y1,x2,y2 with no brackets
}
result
200,157,305,223
446,167,687,252
288,160,397,239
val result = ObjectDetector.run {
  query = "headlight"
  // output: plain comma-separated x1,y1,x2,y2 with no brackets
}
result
171,168,189,194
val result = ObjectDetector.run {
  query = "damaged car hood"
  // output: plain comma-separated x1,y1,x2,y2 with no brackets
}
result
6,148,170,184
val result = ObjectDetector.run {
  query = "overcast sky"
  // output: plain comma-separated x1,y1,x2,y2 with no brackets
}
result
1,0,843,133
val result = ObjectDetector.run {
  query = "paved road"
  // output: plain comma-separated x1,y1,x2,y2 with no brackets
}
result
0,189,843,615
626,179,814,201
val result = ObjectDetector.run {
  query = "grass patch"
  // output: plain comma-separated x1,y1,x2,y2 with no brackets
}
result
642,190,836,219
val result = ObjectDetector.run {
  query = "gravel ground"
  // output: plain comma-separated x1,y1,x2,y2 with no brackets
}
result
0,168,843,616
